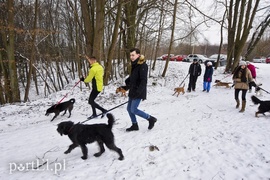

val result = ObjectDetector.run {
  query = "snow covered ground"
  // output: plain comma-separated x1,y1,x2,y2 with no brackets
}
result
1,60,270,180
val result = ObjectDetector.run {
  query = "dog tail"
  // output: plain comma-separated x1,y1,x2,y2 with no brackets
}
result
251,95,261,105
69,98,75,104
106,113,115,129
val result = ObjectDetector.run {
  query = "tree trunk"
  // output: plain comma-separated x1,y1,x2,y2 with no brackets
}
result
7,0,20,102
24,0,39,102
161,0,177,77
104,0,122,85
93,0,105,62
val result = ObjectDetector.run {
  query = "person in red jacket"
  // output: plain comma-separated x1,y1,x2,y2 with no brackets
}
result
246,61,256,93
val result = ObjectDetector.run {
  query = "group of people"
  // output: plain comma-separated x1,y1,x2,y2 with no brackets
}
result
186,58,257,113
187,59,213,93
80,48,157,132
80,50,258,132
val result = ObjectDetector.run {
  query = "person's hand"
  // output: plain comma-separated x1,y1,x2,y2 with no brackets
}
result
250,81,257,87
80,77,85,82
207,78,210,82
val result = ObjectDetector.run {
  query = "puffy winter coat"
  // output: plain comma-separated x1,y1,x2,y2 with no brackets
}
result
84,62,104,92
125,55,147,100
232,66,253,90
247,64,256,78
203,65,213,82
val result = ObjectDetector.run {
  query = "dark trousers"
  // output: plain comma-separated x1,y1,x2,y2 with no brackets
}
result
234,89,247,101
188,75,198,91
88,89,106,115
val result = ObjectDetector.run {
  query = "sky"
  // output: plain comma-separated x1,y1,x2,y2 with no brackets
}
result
1,60,270,179
194,0,269,45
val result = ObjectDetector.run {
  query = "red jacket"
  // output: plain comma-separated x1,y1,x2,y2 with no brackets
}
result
247,64,256,78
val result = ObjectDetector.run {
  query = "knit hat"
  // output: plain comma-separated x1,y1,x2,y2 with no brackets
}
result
207,61,212,66
246,61,250,64
239,61,246,66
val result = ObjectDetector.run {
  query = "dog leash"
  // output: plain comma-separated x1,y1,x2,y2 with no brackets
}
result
81,101,128,124
257,86,270,94
179,73,189,87
55,80,81,107
220,74,231,81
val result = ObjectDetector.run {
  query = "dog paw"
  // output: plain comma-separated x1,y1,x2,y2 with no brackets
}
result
94,152,102,157
81,156,87,160
118,156,124,161
64,150,70,154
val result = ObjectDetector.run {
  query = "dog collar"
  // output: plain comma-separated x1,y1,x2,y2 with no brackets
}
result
68,126,74,133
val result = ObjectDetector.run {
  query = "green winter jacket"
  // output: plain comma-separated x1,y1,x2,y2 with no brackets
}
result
84,62,104,92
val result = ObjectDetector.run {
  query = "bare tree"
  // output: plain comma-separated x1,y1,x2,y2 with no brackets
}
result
161,0,178,77
225,0,260,73
244,13,270,60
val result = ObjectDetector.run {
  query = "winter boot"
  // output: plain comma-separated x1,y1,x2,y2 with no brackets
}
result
126,123,139,132
148,116,157,130
236,99,240,108
239,100,246,112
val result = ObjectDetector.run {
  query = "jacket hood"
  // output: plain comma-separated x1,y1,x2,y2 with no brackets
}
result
137,55,145,64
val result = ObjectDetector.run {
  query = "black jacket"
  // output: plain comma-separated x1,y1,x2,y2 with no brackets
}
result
125,55,147,100
188,63,202,77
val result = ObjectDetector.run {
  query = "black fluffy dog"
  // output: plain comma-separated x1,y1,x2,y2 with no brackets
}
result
57,113,124,160
251,95,270,117
45,98,75,121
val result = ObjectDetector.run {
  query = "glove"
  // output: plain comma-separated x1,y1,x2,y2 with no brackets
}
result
80,77,85,82
250,81,257,87
121,86,128,91
207,78,210,82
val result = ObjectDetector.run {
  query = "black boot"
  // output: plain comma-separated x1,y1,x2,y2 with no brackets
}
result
148,116,157,130
126,123,139,132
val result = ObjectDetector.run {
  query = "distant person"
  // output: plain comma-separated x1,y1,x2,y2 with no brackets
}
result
203,61,214,92
80,56,107,119
246,61,256,93
232,61,255,112
120,48,157,132
187,59,202,92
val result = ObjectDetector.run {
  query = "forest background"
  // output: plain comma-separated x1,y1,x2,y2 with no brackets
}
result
0,0,270,105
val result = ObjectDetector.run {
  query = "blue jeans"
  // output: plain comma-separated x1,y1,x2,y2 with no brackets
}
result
127,98,150,123
203,81,211,92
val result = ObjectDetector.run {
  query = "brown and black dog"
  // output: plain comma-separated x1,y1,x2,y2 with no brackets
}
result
173,84,185,97
45,98,75,121
57,113,124,160
213,80,232,88
116,87,127,97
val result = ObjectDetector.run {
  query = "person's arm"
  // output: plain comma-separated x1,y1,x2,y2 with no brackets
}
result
84,67,95,83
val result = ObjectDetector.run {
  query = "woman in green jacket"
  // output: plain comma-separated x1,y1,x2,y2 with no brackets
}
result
80,56,107,119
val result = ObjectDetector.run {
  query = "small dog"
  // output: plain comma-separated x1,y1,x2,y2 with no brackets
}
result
45,98,75,121
173,84,185,97
213,80,232,88
116,87,127,97
57,113,124,160
251,95,270,117
254,83,263,96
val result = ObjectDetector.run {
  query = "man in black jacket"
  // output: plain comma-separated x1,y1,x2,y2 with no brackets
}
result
187,59,202,92
121,48,157,132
